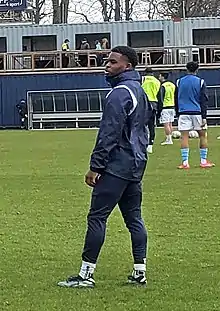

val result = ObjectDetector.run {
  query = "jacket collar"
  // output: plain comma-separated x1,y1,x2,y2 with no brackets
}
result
105,70,141,88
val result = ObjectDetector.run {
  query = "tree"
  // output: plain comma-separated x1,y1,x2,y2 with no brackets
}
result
68,0,139,23
99,0,113,21
125,0,130,20
125,0,137,20
114,0,120,20
158,0,220,18
126,0,159,20
60,0,70,23
52,0,70,24
32,0,48,24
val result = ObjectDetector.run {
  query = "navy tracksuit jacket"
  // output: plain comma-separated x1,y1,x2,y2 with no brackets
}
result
90,70,151,181
82,70,151,264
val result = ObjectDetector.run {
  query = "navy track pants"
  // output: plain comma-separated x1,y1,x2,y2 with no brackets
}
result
82,173,147,264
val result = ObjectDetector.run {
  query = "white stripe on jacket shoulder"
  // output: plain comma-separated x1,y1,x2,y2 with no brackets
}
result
106,85,138,115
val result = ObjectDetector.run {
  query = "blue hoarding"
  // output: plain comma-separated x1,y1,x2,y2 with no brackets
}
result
0,69,219,127
0,0,27,12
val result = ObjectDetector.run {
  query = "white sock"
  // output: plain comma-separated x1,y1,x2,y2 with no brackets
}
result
134,263,146,272
133,263,146,278
201,158,207,164
79,261,96,279
166,134,172,142
183,160,188,165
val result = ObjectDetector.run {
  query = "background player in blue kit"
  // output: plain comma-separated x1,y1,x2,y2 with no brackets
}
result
175,61,215,169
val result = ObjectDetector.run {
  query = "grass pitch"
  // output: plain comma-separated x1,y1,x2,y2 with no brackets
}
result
0,129,220,311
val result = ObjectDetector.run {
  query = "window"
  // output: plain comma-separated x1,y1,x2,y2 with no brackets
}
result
54,93,66,112
31,93,43,113
75,33,111,49
42,93,54,112
22,35,57,52
88,92,101,111
99,90,109,110
77,92,89,111
193,29,220,45
66,93,77,112
207,87,220,109
0,37,7,52
127,31,164,48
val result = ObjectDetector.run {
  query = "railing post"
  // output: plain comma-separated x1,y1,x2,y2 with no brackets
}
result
3,53,6,72
174,47,177,65
31,53,35,71
87,51,90,68
59,51,62,69
144,48,147,67
204,47,207,64
215,89,217,109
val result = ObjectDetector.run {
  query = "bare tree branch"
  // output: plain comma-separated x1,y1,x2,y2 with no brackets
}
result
157,0,220,18
68,9,92,22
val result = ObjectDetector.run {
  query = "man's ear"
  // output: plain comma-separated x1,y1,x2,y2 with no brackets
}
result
126,62,132,70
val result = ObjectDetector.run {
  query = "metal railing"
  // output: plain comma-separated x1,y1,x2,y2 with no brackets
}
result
1,45,220,72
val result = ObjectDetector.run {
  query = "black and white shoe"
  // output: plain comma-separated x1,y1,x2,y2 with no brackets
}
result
127,270,147,286
57,275,95,288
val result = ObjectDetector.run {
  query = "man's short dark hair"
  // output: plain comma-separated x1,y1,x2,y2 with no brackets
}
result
145,67,153,74
111,46,138,68
186,61,199,73
160,72,169,79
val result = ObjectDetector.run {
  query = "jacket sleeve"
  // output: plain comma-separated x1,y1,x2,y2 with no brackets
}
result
157,85,165,115
90,88,131,173
200,80,208,119
174,80,179,117
156,79,161,95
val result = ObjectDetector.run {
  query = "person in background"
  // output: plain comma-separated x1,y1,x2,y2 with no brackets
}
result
80,38,90,50
101,38,109,50
79,38,90,67
175,61,215,169
95,40,103,66
158,72,176,145
61,39,70,68
100,38,110,65
16,99,28,129
142,68,160,153
95,40,102,50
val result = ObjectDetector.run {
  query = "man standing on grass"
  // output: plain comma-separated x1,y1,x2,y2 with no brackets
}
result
158,72,176,145
176,61,215,169
58,46,151,288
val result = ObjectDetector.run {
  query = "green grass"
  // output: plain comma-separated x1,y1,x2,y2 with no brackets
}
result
0,129,220,311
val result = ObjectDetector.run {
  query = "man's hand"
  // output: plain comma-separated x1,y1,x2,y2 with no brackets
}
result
85,170,100,187
201,119,207,129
